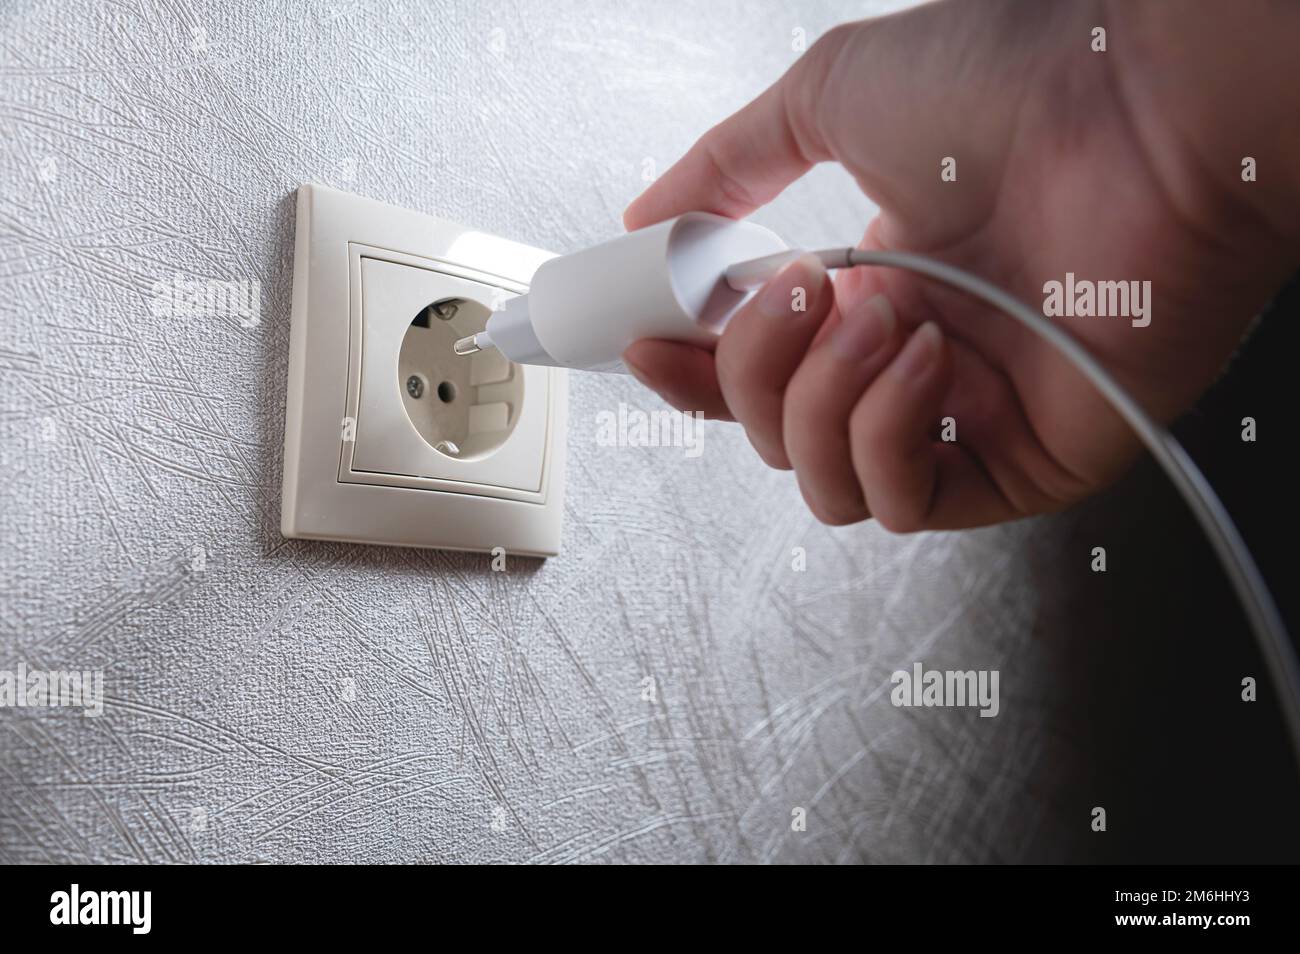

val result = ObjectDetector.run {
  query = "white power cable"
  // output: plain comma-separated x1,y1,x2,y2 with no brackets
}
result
727,247,1300,768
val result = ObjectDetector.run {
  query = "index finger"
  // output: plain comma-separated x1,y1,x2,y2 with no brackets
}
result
622,26,850,230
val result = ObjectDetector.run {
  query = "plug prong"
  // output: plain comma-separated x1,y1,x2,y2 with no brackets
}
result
453,334,483,355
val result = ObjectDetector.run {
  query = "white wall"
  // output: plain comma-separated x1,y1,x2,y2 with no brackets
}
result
0,0,1093,863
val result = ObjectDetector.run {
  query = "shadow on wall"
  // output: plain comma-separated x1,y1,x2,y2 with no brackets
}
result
1026,275,1300,863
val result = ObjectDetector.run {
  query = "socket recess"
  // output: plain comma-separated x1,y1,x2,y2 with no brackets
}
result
280,184,567,555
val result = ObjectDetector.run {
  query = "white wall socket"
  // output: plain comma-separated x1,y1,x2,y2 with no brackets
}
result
280,184,567,556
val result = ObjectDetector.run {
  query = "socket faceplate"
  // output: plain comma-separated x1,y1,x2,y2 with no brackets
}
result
280,184,566,556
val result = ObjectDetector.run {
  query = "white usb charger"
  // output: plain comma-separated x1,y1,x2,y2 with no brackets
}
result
453,212,788,371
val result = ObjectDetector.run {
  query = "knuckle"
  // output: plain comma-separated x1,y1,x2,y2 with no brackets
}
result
700,138,757,214
804,491,867,527
793,23,858,110
712,335,747,391
750,429,792,470
816,22,855,48
872,502,925,535
806,22,857,68
781,376,818,443
715,332,777,412
848,401,890,460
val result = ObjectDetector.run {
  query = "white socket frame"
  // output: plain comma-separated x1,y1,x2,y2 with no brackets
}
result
280,184,567,556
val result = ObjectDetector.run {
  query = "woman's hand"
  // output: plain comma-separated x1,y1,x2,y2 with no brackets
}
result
622,0,1300,530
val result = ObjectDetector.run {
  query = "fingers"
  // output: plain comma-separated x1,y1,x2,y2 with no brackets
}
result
934,345,1094,517
850,322,947,530
622,254,833,461
783,291,903,524
849,323,1020,531
623,28,849,230
714,254,834,469
624,266,1039,533
623,340,733,421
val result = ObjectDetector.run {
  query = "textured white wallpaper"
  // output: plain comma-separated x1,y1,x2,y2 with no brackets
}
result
1,0,1102,863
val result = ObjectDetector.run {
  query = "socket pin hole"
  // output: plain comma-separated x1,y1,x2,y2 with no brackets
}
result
413,299,462,327
399,293,521,461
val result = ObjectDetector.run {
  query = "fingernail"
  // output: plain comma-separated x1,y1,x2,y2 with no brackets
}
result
828,293,895,363
755,254,824,320
893,322,942,380
623,350,650,383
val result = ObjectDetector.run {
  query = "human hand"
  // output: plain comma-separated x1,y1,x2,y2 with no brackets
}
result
622,0,1300,530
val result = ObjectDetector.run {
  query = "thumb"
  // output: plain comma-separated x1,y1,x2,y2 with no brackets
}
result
622,26,853,230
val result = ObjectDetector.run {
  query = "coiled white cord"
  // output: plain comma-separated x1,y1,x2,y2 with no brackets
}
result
727,247,1300,767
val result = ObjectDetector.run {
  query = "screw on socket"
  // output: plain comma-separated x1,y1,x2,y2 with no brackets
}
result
405,375,425,399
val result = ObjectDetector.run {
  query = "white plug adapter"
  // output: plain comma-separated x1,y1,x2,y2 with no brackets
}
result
461,212,788,372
